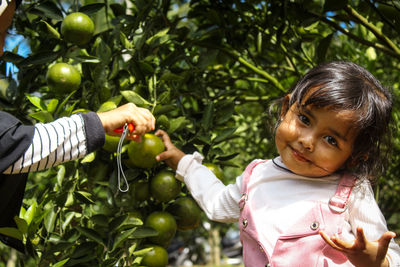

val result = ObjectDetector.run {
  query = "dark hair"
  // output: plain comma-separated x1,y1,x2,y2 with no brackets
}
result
281,61,393,182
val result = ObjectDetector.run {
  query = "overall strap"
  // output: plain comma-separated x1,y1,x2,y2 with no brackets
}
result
239,160,268,211
328,174,357,213
241,160,267,193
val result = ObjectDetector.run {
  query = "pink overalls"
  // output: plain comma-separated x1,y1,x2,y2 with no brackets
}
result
239,160,356,267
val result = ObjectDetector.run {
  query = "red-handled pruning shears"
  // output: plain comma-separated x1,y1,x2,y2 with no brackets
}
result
113,123,135,134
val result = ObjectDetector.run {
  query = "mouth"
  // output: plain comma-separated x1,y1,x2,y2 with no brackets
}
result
291,148,310,163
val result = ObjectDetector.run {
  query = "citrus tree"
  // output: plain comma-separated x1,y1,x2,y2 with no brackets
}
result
1,0,400,266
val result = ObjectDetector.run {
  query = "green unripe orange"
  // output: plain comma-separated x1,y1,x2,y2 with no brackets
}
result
61,12,94,45
46,63,81,94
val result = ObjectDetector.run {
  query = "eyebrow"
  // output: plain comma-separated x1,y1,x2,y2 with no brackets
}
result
301,106,348,142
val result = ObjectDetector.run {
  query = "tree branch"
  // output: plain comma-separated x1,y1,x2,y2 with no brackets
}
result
344,5,400,54
320,17,400,60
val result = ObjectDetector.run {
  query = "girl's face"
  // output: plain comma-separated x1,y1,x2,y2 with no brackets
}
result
275,101,358,177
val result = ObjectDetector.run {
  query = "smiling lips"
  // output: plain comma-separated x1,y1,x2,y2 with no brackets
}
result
291,148,310,162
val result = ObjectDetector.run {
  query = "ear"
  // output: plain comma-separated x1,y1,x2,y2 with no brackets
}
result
280,94,291,119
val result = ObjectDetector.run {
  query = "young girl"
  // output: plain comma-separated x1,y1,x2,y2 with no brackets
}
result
156,61,400,266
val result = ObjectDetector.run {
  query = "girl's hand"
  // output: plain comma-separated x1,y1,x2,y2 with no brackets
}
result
155,129,186,170
97,103,155,142
320,227,396,267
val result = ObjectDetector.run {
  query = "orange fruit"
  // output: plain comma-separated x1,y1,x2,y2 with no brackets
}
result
127,134,165,169
141,244,168,267
61,12,94,45
131,179,150,202
46,63,81,94
204,163,225,182
145,211,177,247
150,170,181,203
103,134,125,153
168,196,202,231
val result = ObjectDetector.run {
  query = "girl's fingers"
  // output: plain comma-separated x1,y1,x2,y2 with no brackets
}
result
155,129,174,149
320,231,345,252
156,150,173,161
378,231,396,248
329,233,354,250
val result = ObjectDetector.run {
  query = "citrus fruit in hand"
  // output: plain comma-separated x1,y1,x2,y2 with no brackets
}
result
204,163,225,182
127,134,165,169
61,12,94,45
46,63,81,94
145,211,177,247
168,196,202,231
142,244,168,267
150,170,181,203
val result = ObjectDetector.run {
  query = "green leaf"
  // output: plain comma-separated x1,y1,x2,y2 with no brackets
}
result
201,102,214,130
120,32,134,50
55,90,78,115
132,247,153,256
44,208,57,233
26,94,46,111
160,71,184,81
56,165,66,187
109,214,128,232
70,242,98,259
74,191,95,204
51,258,70,267
0,227,23,240
81,152,96,163
95,38,112,65
129,227,158,239
29,111,54,123
24,202,37,225
213,127,237,144
79,3,106,15
111,228,137,252
216,152,239,161
39,20,60,39
146,28,170,45
71,55,100,64
47,99,59,114
62,212,75,231
121,90,151,106
33,1,63,20
13,217,28,235
153,104,176,115
90,214,109,227
76,227,105,246
317,34,333,63
19,51,59,67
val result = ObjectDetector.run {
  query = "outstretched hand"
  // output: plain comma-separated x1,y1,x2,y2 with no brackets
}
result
320,227,395,267
97,103,155,142
155,129,186,170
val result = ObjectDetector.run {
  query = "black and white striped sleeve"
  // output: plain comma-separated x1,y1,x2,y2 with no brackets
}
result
3,114,89,174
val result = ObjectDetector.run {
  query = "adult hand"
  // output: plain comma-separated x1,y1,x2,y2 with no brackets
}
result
97,103,155,142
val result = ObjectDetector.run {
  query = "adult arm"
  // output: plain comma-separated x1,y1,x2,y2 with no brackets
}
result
3,112,104,174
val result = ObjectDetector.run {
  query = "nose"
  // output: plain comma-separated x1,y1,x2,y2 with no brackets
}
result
299,133,315,152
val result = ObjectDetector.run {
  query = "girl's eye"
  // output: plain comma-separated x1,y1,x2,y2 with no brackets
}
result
324,136,338,146
298,114,310,125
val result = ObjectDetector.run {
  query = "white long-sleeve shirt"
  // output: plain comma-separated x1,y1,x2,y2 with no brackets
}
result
177,152,400,266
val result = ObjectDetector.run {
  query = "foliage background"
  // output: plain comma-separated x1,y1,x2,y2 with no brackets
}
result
0,0,400,266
